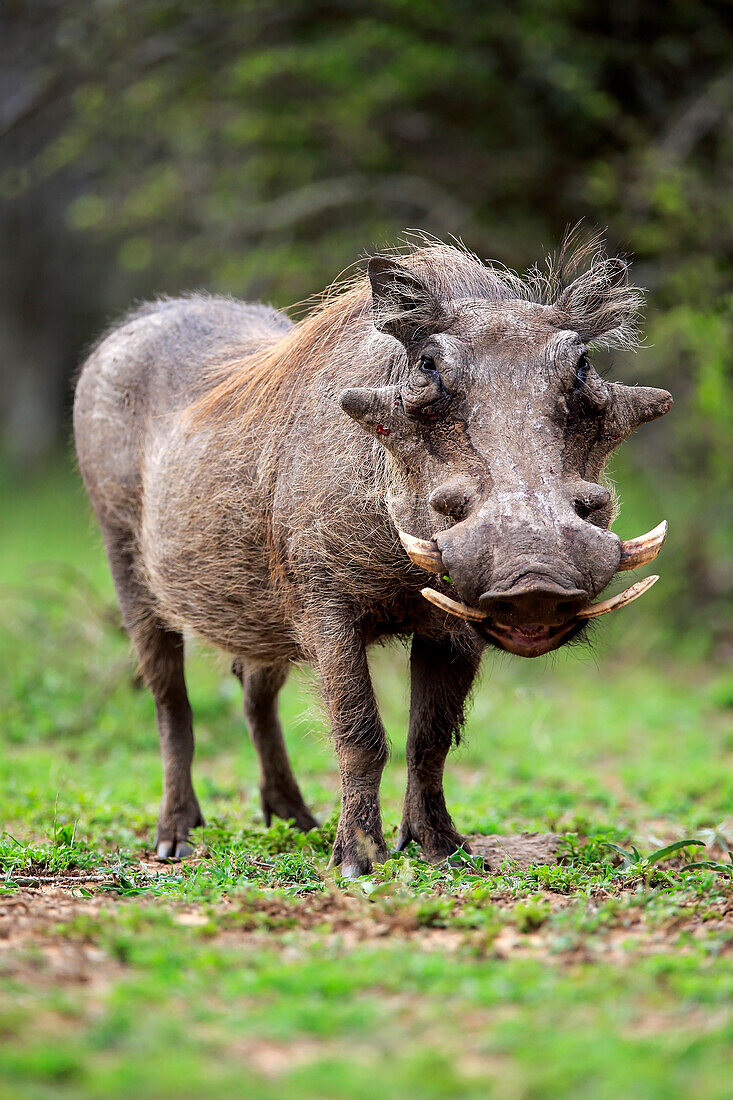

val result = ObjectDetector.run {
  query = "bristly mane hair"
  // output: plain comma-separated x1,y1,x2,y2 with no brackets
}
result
187,230,643,432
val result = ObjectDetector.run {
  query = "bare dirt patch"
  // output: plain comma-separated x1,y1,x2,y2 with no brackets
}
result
0,888,120,987
468,831,562,869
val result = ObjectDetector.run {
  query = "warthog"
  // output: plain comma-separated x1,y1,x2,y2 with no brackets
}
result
74,238,671,875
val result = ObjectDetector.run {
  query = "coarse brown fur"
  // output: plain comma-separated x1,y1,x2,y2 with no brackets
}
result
74,235,671,873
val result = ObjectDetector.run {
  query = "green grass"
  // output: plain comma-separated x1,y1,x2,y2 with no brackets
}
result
0,460,731,1099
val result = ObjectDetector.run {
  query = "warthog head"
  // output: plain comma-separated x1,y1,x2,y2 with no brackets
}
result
340,243,672,656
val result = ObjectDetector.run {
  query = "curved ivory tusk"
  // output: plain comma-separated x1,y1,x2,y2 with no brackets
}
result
618,521,668,572
420,586,487,621
576,574,659,619
397,529,444,573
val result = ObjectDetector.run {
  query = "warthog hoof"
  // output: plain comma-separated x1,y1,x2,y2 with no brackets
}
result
395,792,470,865
330,827,390,878
156,839,194,861
260,785,319,833
155,802,204,862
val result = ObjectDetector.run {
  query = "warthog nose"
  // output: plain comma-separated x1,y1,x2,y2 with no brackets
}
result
478,580,588,626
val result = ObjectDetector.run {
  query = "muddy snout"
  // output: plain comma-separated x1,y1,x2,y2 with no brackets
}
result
477,579,588,627
399,502,667,656
434,509,622,626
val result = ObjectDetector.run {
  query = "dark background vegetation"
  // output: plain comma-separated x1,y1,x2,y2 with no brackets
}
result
1,0,731,649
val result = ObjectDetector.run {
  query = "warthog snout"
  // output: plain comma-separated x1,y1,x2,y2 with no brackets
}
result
434,482,619,594
401,485,668,656
477,580,588,626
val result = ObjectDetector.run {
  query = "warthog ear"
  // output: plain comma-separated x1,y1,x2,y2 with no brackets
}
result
553,253,643,350
367,256,451,347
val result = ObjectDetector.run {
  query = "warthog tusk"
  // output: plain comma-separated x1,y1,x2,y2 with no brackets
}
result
420,586,487,621
397,529,444,573
422,575,658,626
576,574,659,619
618,521,668,572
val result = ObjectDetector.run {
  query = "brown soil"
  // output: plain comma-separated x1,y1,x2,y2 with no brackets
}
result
2,872,731,983
1,833,730,984
467,831,562,869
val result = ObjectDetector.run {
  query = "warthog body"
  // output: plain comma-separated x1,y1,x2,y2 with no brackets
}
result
74,239,671,873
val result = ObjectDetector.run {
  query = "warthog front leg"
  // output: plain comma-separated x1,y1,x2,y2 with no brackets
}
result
396,634,481,863
312,620,389,877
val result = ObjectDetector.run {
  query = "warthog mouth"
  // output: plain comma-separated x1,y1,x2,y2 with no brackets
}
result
479,618,583,657
419,573,660,658
397,525,666,659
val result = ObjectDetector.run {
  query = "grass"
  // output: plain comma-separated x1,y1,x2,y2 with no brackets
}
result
0,459,731,1099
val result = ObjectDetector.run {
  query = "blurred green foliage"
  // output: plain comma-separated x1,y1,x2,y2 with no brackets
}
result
11,3,731,297
2,0,731,641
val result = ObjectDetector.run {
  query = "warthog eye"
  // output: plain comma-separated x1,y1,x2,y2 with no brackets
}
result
404,352,452,421
417,354,444,397
573,352,590,394
567,351,609,418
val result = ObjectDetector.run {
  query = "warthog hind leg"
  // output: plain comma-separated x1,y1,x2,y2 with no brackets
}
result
396,634,482,864
234,659,318,832
104,530,204,860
